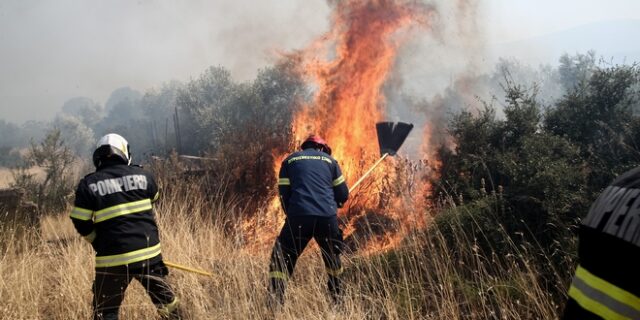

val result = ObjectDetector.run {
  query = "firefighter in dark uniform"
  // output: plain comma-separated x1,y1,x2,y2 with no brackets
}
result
70,133,181,320
563,167,640,319
268,135,349,304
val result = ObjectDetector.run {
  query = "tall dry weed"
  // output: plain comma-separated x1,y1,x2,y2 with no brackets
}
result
0,169,571,319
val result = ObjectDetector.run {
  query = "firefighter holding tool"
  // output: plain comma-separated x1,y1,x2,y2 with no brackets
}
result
268,135,349,304
70,133,181,320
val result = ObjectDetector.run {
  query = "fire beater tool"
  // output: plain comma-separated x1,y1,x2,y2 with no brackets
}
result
349,121,414,193
164,261,214,277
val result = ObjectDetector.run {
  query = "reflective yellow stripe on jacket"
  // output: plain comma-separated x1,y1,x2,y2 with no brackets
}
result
95,243,161,268
94,199,152,223
568,265,640,320
70,207,93,221
332,175,345,186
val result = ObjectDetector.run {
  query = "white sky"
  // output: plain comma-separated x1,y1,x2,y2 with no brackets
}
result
486,0,640,42
1,0,640,123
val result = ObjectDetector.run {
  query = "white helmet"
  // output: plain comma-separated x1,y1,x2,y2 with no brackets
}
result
93,133,131,167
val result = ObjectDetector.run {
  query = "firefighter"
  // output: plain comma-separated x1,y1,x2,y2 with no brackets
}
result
562,167,640,319
70,133,181,320
268,135,349,305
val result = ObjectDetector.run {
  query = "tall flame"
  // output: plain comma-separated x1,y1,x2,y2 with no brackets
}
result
290,0,433,179
242,0,437,254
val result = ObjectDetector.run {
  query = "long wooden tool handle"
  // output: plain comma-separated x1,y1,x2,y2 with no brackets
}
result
164,261,213,277
349,153,389,193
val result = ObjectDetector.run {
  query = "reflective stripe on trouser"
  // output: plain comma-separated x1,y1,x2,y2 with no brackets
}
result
95,243,161,268
94,199,152,223
568,265,640,320
157,297,180,318
268,216,344,302
269,271,288,280
326,267,344,277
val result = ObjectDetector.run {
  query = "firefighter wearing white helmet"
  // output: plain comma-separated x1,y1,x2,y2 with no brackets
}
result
92,133,131,167
70,133,181,320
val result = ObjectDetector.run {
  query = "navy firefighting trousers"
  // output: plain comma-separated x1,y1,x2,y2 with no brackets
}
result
92,262,179,320
268,215,344,302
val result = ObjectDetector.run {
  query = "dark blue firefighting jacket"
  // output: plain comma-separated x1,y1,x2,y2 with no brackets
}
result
278,148,349,217
70,163,163,269
563,167,640,319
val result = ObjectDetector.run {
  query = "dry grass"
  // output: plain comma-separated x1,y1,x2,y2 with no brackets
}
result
0,167,17,188
0,183,570,320
0,166,47,188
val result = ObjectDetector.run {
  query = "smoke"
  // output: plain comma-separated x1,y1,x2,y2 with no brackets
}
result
382,0,490,157
0,0,329,123
385,0,565,158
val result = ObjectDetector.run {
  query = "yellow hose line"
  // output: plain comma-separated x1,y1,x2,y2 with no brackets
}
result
164,261,213,277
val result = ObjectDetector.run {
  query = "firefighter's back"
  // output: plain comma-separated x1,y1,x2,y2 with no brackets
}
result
563,167,640,319
283,149,340,217
76,163,162,268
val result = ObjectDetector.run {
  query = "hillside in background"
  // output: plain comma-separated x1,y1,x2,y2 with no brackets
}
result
491,19,640,65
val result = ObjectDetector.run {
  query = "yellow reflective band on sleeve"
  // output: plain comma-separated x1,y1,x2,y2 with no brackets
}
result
269,271,288,280
326,267,344,277
157,297,179,317
332,175,345,187
83,231,96,243
152,191,160,202
70,207,93,221
278,178,290,186
576,266,640,311
95,243,161,268
568,286,632,320
94,199,152,223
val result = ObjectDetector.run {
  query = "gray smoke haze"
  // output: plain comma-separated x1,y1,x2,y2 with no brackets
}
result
384,0,492,157
1,0,638,130
0,0,329,123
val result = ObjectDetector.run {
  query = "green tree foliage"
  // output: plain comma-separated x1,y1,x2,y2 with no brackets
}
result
139,81,183,154
52,114,95,157
433,60,640,296
545,64,640,194
0,119,24,148
61,97,103,128
558,51,596,90
175,62,306,201
0,146,21,167
435,83,588,253
176,66,236,154
11,129,75,212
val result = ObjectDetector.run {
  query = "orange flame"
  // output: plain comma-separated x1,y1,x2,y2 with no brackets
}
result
244,0,438,254
290,0,434,180
286,0,434,251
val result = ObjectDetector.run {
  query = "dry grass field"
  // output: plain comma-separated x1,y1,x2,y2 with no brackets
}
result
0,176,572,320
